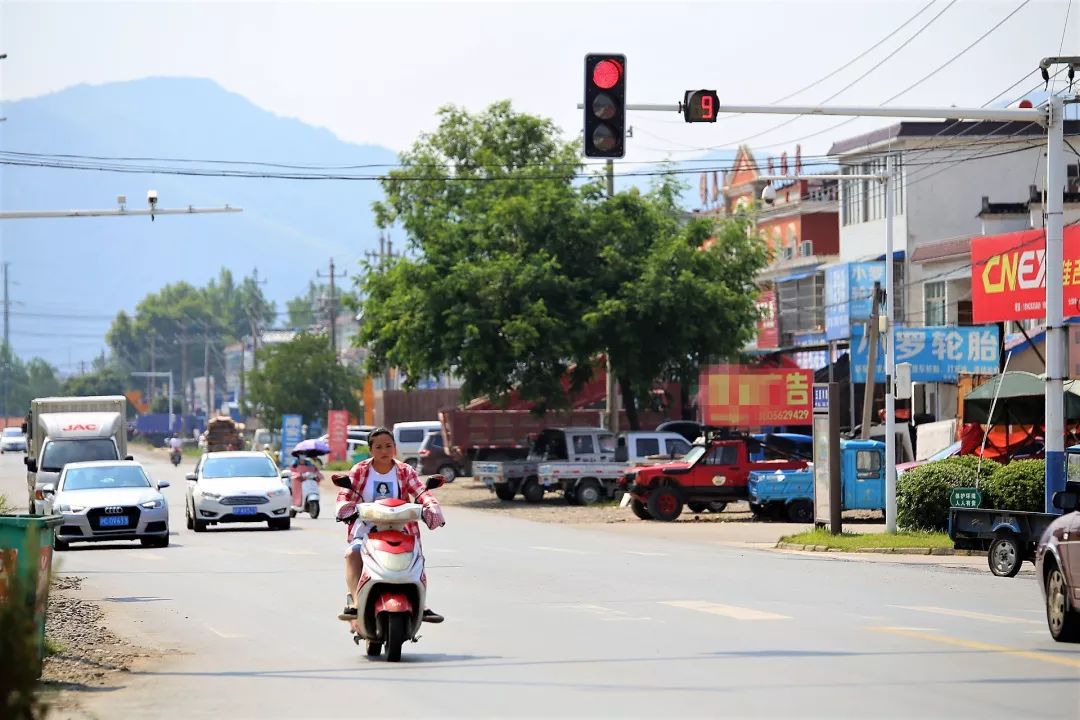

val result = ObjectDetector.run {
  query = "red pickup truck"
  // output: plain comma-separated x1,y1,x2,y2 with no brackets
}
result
619,437,809,521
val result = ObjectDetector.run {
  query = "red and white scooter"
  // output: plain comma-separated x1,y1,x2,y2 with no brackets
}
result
331,474,444,662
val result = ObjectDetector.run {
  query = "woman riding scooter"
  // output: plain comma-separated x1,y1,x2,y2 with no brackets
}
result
335,427,445,624
289,453,321,512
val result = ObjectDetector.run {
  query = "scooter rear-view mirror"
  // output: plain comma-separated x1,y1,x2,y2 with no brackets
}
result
424,474,445,491
331,474,352,489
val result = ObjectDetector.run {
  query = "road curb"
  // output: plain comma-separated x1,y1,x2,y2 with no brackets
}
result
775,542,986,557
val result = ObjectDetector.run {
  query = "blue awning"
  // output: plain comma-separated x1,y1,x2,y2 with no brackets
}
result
774,269,818,284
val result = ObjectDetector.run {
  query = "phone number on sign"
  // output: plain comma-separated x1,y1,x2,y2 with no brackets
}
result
756,409,811,422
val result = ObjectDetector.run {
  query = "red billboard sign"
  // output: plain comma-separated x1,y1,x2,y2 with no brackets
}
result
698,365,812,427
971,226,1080,323
755,290,779,349
327,410,350,463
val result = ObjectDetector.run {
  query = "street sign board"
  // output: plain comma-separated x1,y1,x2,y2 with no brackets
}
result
327,410,350,463
699,365,812,427
850,324,1000,383
813,384,830,413
279,414,303,466
950,487,983,508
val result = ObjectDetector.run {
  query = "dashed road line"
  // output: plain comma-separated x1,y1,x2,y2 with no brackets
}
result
661,600,790,621
868,626,1080,669
625,551,669,557
531,546,592,555
890,605,1042,625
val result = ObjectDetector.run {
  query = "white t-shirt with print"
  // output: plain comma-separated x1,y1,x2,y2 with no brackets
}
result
351,466,402,542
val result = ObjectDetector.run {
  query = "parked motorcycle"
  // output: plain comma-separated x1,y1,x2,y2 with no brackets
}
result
332,473,444,662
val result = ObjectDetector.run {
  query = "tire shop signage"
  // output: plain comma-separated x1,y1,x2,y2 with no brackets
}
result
971,225,1080,323
699,365,812,426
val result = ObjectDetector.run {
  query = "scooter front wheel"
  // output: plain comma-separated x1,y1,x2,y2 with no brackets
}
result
385,613,407,662
365,640,382,657
308,500,320,519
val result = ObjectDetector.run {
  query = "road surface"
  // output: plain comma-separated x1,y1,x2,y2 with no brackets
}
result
2,449,1078,718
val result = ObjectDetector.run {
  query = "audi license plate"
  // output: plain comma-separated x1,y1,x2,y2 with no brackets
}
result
99,515,129,527
233,506,257,515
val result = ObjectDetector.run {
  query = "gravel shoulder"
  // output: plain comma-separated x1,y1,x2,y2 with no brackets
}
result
39,576,162,719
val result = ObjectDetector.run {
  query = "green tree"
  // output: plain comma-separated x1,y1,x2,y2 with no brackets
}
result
245,332,361,429
286,281,322,328
358,102,767,426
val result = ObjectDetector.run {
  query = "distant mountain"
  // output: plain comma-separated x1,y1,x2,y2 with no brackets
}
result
0,77,400,370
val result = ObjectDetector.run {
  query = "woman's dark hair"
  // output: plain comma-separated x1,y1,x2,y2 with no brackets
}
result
368,427,393,444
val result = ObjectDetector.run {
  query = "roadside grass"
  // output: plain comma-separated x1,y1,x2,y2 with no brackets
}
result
780,528,953,550
0,493,10,513
324,461,353,472
43,637,65,657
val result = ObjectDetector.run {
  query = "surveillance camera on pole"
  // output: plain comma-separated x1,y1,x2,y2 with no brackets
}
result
147,190,158,222
760,185,776,205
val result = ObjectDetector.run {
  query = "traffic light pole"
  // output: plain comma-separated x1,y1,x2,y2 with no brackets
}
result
605,158,619,434
587,57,1077,520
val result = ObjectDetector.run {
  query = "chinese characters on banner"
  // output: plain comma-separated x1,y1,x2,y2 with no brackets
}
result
755,290,779,349
971,225,1080,323
698,365,813,426
850,325,1000,383
824,262,886,340
327,410,350,462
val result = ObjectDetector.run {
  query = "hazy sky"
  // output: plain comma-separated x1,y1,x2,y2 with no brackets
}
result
2,0,1074,164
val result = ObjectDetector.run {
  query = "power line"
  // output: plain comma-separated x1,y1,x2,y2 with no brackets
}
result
722,0,1036,154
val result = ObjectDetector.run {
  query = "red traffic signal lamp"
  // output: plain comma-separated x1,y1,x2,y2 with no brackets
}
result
684,90,719,123
584,54,626,158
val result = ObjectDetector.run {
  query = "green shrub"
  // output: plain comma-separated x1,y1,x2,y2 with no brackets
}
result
323,461,354,472
897,456,999,532
983,459,1045,512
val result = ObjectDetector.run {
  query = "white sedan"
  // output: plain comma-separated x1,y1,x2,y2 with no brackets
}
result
185,451,292,532
1,427,26,453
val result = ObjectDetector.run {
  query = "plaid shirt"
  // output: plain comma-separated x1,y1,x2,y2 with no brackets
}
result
335,458,441,539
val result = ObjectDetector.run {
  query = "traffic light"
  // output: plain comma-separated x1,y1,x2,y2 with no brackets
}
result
684,90,720,123
583,53,626,158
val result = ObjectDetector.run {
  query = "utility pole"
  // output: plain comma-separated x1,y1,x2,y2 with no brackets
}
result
605,159,619,434
204,325,211,417
317,258,348,358
860,283,882,441
148,331,156,407
2,262,8,419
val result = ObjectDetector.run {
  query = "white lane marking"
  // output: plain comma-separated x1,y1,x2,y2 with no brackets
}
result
205,625,245,639
890,605,1042,625
531,546,592,555
555,603,652,621
626,551,669,557
661,600,791,621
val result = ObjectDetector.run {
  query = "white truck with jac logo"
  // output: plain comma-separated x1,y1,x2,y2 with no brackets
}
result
25,395,130,514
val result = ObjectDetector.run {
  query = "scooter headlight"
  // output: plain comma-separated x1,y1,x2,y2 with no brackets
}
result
371,550,413,573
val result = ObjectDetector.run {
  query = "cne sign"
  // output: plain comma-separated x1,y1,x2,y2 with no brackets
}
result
971,226,1080,323
699,365,813,427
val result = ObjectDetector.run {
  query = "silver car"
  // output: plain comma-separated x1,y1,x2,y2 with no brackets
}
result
45,460,170,550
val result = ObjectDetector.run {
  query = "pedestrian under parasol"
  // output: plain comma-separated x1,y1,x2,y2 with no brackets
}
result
291,438,330,457
962,371,1080,425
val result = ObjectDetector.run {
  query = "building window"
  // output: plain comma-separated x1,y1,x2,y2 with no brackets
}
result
925,281,946,326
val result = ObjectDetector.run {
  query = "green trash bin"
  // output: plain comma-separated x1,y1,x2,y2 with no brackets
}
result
0,513,64,677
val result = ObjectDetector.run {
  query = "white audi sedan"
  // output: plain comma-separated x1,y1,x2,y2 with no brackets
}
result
185,451,292,532
46,460,170,550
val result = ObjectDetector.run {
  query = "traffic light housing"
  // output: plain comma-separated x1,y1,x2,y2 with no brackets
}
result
584,54,626,158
